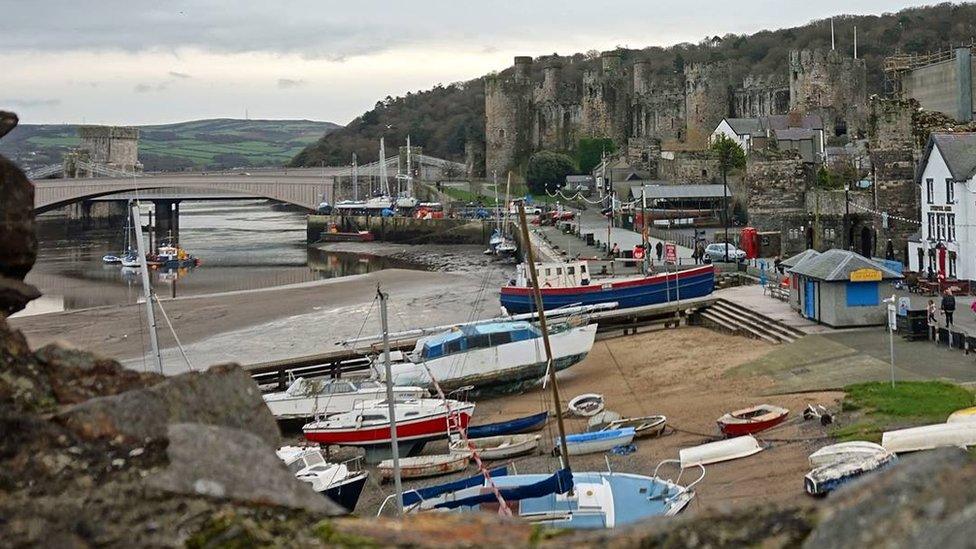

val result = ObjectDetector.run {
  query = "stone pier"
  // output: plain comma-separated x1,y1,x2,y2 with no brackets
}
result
308,215,490,245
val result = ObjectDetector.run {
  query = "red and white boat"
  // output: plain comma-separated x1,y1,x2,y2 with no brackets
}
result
717,404,789,437
302,398,474,447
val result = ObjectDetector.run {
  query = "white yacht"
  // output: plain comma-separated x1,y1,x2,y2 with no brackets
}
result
263,376,426,423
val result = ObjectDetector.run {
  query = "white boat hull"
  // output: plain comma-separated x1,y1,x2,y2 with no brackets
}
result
450,434,541,460
383,323,597,391
378,454,468,480
679,435,763,468
263,379,426,420
881,422,976,454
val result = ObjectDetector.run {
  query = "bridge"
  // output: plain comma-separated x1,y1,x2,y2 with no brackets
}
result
31,168,340,213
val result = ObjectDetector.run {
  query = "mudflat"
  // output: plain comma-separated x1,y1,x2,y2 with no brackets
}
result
10,268,507,371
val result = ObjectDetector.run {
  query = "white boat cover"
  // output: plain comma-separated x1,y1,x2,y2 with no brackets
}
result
679,435,763,468
808,441,889,468
882,422,976,453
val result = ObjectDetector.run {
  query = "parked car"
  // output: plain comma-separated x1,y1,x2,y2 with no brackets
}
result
703,243,746,263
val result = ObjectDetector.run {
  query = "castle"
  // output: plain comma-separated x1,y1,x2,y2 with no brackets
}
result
484,49,866,179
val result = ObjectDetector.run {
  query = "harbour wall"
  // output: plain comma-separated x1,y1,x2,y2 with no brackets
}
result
307,215,492,245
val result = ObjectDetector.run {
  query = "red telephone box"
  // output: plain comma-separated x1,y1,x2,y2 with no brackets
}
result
740,227,758,259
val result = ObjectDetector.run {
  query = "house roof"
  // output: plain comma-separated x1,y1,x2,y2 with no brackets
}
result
762,114,824,131
723,118,762,136
788,249,902,281
780,249,820,269
925,133,976,182
774,128,817,141
566,175,594,182
630,184,726,200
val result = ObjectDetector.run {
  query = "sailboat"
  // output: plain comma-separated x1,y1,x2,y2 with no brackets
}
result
494,173,517,256
377,202,703,529
104,204,135,265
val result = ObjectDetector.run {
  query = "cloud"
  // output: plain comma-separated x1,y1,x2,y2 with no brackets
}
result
2,98,62,108
168,71,191,79
277,78,307,89
134,82,170,93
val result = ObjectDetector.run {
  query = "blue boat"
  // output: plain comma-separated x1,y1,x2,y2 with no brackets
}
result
386,463,703,529
556,428,635,456
500,262,715,314
466,411,549,439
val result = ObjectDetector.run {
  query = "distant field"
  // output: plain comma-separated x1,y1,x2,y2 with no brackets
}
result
0,118,340,172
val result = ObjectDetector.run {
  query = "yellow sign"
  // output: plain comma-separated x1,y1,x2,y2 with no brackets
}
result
850,268,882,282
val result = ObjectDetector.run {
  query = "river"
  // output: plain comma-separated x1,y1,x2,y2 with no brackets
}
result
18,200,425,316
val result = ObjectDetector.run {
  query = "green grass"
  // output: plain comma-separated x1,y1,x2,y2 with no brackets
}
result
440,186,499,205
831,381,974,442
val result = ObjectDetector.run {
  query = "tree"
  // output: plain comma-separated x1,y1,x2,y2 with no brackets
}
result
710,135,746,261
525,151,577,195
576,138,615,174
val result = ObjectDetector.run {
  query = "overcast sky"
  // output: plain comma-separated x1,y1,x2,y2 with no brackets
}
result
2,1,932,126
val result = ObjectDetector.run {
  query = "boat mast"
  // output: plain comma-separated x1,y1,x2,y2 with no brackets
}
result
130,202,162,374
352,153,359,202
406,134,412,198
504,172,512,236
492,171,499,233
379,138,390,197
516,201,573,480
377,285,404,515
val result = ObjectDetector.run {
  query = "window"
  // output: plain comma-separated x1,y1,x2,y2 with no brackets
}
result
545,268,551,276
928,213,936,239
580,265,587,274
846,281,879,307
948,214,956,242
937,214,946,240
946,179,955,203
949,255,957,278
926,179,934,204
556,268,563,275
567,266,575,275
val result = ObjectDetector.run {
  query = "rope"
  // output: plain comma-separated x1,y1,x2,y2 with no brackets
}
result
385,295,511,515
153,294,194,372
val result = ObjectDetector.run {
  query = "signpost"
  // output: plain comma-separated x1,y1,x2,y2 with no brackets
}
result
664,243,677,265
883,294,897,388
665,242,680,312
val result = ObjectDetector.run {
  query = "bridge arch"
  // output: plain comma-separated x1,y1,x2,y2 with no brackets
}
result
32,173,331,213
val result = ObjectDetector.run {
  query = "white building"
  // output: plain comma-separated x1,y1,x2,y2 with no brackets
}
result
711,118,761,152
909,133,976,281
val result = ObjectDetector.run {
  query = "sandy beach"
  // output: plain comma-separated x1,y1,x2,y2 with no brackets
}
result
307,326,843,516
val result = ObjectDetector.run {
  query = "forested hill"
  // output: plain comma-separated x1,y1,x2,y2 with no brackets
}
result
2,118,339,173
291,3,976,169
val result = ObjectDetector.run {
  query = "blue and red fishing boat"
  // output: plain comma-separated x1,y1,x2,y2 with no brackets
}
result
500,261,715,314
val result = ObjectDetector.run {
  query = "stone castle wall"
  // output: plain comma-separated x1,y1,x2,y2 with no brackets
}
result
789,49,867,135
485,48,867,176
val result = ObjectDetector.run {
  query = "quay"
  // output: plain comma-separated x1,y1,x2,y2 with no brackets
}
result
307,214,492,245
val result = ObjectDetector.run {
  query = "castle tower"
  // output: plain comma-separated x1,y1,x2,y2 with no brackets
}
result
601,51,622,75
513,56,533,83
684,62,732,148
632,59,651,96
485,57,534,177
789,49,867,136
76,125,142,173
541,56,562,100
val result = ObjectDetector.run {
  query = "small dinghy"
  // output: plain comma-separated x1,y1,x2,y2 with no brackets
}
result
466,411,548,438
717,404,789,437
377,454,469,481
586,410,622,431
555,427,635,456
603,415,667,439
804,452,896,496
947,406,976,424
102,254,122,264
881,422,976,454
808,441,889,468
568,393,605,417
276,446,369,512
450,434,541,460
679,435,763,468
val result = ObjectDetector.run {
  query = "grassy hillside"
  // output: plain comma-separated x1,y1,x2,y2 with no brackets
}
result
291,3,976,170
1,118,340,172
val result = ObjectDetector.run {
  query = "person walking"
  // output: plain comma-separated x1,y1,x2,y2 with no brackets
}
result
942,289,956,328
655,241,664,262
927,298,938,340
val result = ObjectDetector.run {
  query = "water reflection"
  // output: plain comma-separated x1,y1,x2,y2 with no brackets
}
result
18,200,427,316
